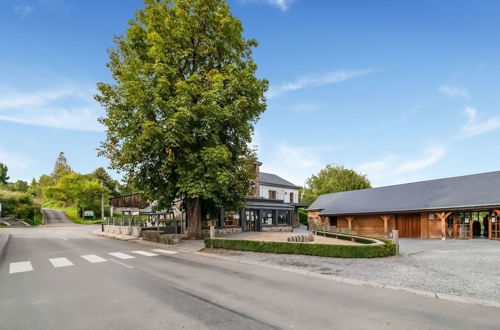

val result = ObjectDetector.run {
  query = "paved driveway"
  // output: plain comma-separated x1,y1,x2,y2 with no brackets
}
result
208,238,500,303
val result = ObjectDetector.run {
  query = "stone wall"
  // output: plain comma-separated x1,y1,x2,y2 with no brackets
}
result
202,227,243,235
262,225,293,232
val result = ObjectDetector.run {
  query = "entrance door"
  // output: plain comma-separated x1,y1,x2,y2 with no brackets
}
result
245,210,259,231
396,214,421,238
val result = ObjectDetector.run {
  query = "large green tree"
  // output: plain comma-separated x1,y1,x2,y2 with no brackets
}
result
0,163,9,185
96,0,267,238
44,172,109,215
301,165,372,204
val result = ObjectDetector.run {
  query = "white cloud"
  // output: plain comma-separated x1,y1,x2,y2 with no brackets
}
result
266,0,295,11
293,103,319,112
439,85,470,99
0,85,103,131
13,5,34,18
241,0,296,11
259,143,338,186
267,69,373,98
0,150,35,181
461,107,500,138
356,146,446,186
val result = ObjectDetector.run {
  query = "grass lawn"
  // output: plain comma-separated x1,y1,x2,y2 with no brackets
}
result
42,201,103,225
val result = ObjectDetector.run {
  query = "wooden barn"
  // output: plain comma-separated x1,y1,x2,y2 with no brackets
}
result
307,171,500,240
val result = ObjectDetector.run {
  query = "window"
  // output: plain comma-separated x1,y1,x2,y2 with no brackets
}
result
261,210,274,225
224,211,240,227
289,192,294,203
268,190,277,200
277,211,290,225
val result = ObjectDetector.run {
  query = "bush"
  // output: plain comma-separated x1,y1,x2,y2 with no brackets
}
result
0,189,40,222
204,237,396,258
298,208,308,226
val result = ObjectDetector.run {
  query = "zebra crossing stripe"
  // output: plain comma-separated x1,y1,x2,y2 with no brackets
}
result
131,250,158,257
81,254,107,263
108,252,135,260
49,257,74,268
9,261,33,274
152,249,178,255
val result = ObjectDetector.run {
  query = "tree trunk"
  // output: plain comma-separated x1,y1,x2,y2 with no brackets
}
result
186,198,202,239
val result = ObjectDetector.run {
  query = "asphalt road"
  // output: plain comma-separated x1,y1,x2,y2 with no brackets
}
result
1,227,499,330
42,208,74,225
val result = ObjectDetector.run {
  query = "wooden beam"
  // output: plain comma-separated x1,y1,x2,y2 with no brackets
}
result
435,212,452,240
494,210,500,216
346,216,354,230
380,215,391,237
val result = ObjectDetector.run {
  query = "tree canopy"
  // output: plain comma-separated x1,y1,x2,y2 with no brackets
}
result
301,165,371,204
0,163,9,185
44,172,109,215
53,152,72,179
96,0,268,238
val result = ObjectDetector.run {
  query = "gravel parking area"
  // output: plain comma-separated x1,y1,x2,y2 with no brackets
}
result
205,238,500,303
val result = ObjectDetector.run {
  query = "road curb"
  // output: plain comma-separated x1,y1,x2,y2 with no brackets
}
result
0,233,10,263
195,251,500,309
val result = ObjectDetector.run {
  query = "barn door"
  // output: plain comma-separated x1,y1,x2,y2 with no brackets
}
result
396,214,421,238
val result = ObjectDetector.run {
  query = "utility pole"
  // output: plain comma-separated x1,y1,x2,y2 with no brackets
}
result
101,181,105,221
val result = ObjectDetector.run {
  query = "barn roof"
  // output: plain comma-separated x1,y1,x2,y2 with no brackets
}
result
308,171,500,216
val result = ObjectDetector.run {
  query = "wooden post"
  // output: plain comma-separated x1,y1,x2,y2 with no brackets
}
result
380,215,391,237
436,212,452,240
346,216,354,230
392,229,399,255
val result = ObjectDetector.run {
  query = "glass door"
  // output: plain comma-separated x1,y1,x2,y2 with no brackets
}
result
245,210,259,231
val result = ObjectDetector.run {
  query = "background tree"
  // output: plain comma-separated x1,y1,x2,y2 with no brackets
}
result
301,165,371,204
0,163,9,185
96,0,268,238
53,152,72,179
91,167,119,196
44,172,109,216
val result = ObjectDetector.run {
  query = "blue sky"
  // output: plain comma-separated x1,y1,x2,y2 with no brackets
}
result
1,0,500,187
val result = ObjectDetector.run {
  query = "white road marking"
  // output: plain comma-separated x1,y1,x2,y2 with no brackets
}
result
81,255,107,263
61,237,68,241
108,252,135,260
49,257,74,268
152,249,178,255
9,261,33,274
109,258,134,269
131,250,158,257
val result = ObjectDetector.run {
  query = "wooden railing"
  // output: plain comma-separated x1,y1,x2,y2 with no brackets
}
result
310,223,357,235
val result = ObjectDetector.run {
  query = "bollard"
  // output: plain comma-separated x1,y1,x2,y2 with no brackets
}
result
392,229,399,255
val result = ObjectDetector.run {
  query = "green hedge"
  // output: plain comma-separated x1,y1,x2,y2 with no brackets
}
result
298,208,308,226
204,237,396,258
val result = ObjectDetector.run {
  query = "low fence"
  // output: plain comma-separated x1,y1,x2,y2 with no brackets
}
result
310,223,357,236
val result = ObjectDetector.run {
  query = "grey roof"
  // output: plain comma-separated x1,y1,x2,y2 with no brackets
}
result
309,171,500,216
259,172,299,189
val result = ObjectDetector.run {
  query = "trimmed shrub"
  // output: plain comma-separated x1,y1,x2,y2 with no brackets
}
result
298,208,308,226
204,237,396,258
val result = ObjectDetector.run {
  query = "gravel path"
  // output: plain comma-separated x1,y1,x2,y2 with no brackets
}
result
205,238,500,303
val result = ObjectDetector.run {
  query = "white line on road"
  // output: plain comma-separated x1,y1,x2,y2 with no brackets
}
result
61,238,68,241
81,255,107,263
131,250,158,257
109,258,134,269
152,249,178,255
49,257,74,268
9,261,33,274
108,252,135,260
